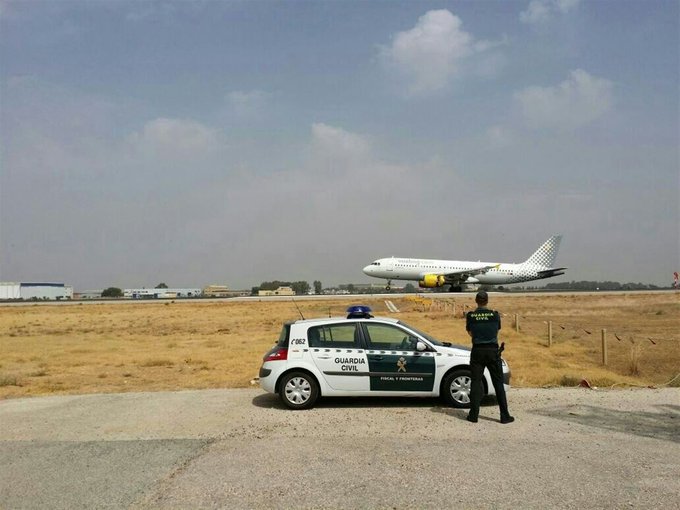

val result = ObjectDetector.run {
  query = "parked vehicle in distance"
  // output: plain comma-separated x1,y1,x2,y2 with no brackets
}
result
259,305,511,410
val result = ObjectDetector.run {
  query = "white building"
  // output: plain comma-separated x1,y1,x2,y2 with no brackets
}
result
0,282,73,300
123,288,202,299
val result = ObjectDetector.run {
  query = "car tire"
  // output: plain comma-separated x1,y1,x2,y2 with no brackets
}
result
279,371,319,410
442,369,472,408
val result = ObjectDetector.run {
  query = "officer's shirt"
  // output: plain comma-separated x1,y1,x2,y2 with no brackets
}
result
466,307,501,345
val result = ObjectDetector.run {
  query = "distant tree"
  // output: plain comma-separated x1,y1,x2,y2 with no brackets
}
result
251,287,260,295
313,280,323,295
101,287,123,298
291,281,310,295
155,283,168,289
347,284,355,293
259,281,291,291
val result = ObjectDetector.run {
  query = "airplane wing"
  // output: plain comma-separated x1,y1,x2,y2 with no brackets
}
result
440,264,500,283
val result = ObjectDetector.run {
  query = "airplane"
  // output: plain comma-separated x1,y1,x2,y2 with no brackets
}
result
363,235,567,291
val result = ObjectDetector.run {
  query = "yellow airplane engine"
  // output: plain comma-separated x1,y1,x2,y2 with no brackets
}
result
418,274,447,288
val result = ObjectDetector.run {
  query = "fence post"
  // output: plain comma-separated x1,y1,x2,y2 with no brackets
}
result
601,329,607,365
548,321,553,347
515,314,520,333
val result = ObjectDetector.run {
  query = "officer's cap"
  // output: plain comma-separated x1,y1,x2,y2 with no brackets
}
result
475,290,489,303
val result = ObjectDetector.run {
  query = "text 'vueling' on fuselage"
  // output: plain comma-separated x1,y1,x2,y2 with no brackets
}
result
362,235,567,291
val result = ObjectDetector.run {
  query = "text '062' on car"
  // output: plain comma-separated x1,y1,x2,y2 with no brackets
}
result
259,306,511,410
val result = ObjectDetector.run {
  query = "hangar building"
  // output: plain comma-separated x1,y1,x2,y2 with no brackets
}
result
0,282,73,300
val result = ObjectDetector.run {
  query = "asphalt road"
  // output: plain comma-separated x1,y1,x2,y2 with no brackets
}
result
1,388,678,509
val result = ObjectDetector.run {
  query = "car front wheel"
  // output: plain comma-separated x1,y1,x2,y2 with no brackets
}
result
442,369,472,408
279,371,319,410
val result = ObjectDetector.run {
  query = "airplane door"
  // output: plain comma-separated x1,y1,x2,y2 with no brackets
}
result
384,257,394,272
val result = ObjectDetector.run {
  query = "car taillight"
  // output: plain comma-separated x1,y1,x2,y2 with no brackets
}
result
263,347,288,362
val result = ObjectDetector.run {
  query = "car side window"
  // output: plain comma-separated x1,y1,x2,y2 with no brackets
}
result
363,323,417,350
307,324,358,348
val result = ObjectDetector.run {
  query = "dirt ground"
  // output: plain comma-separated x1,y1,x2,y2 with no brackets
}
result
0,292,678,399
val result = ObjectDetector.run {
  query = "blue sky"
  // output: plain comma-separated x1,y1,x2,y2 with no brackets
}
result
1,0,678,289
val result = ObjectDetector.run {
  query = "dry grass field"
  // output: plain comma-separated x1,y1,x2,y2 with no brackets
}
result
1,292,678,399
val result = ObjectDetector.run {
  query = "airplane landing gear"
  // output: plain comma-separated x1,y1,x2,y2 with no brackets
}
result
385,280,392,291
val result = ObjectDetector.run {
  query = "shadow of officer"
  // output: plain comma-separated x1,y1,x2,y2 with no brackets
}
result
465,290,514,424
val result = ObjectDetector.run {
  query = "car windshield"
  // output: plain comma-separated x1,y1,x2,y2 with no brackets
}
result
396,320,470,350
397,320,446,346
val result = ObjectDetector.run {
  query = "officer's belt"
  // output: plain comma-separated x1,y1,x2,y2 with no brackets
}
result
472,343,499,349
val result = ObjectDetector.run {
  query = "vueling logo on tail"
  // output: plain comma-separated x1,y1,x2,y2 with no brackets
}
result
525,235,562,268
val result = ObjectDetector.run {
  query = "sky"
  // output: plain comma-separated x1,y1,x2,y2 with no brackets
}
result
0,0,678,290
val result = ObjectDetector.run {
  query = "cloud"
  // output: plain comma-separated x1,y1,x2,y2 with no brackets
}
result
514,69,613,130
127,117,220,158
520,0,580,24
311,123,370,159
379,9,498,94
227,89,271,117
486,125,515,148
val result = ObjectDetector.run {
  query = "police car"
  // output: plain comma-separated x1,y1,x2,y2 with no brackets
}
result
259,305,511,410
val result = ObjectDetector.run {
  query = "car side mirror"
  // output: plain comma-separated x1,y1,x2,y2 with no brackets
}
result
416,341,427,352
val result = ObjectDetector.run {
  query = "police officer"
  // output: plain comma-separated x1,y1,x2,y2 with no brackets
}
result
465,290,514,424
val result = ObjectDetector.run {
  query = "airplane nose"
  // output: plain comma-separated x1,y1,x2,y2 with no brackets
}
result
363,265,372,275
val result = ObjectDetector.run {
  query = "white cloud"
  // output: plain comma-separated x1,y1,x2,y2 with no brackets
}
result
311,123,370,159
514,69,613,130
127,117,220,157
227,89,271,117
486,125,514,148
520,0,580,24
556,0,581,14
380,9,497,94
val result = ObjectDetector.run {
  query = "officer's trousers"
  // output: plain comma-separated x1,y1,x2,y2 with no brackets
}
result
468,344,511,421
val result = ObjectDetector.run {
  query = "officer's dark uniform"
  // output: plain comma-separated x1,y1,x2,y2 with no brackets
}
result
465,291,513,423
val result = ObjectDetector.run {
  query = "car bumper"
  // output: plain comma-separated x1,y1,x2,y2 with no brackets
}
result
259,363,277,394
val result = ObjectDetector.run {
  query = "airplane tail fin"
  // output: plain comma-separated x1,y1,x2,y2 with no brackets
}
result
523,235,562,268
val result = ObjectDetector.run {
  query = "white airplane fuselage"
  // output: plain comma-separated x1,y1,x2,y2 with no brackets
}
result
364,258,546,285
362,236,566,289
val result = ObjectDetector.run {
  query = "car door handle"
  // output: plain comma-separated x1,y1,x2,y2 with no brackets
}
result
316,355,332,360
369,356,384,361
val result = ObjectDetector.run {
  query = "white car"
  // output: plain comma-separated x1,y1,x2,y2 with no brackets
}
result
259,306,511,409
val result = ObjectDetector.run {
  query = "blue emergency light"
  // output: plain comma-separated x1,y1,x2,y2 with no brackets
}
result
346,305,373,319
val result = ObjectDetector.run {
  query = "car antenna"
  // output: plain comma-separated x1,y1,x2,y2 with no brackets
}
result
292,299,305,320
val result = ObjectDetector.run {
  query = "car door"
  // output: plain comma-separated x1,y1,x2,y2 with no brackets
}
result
308,322,369,391
360,322,436,392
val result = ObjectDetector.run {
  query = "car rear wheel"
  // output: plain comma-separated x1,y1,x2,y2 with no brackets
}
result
279,371,319,410
442,369,472,408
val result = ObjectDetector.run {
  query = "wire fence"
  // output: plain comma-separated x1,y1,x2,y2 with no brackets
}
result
401,295,679,386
